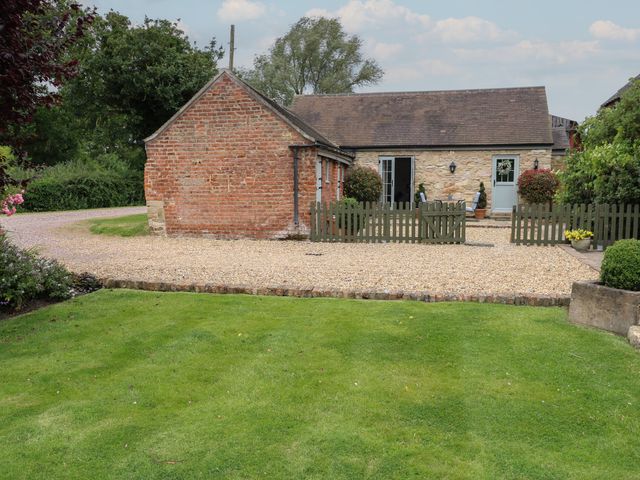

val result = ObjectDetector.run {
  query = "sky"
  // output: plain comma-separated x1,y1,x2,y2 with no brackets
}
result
88,0,640,121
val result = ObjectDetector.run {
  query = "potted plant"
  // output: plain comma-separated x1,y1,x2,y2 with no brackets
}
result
474,182,487,219
564,228,593,251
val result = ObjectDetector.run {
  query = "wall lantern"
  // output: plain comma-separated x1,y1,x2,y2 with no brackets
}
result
533,158,539,170
449,161,457,174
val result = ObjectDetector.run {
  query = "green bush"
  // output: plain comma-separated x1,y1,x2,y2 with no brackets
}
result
343,166,382,203
600,239,640,291
477,182,487,209
21,154,144,212
0,235,74,310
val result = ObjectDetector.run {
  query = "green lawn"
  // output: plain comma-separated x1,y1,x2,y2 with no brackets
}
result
1,291,639,479
88,213,148,237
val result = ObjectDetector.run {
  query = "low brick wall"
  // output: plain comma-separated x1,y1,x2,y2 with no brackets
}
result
100,278,570,307
569,281,640,335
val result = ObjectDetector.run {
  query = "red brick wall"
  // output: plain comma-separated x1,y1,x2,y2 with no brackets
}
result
145,73,343,239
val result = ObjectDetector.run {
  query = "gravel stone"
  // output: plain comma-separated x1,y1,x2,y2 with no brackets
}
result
1,207,599,297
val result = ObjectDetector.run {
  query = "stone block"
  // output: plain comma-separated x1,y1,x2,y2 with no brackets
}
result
569,281,640,335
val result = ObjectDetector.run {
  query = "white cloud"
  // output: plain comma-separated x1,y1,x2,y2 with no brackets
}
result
369,41,404,60
217,0,266,22
454,40,600,65
430,16,515,44
307,0,430,31
589,20,640,42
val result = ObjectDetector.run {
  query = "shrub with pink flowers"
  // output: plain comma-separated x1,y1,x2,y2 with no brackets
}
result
1,191,25,216
1,147,25,216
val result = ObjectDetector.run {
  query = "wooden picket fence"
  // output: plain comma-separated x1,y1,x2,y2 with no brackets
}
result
511,203,640,247
310,201,465,244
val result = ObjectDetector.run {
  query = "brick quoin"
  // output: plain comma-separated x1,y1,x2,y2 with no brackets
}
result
144,70,351,239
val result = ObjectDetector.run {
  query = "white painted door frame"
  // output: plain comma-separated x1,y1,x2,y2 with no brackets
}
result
379,156,415,206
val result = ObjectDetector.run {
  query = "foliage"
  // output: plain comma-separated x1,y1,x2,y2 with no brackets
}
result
343,166,383,203
477,182,487,209
560,79,640,204
0,147,27,216
88,214,149,237
517,169,560,204
579,78,640,149
242,16,383,105
414,182,427,203
21,154,144,211
600,239,640,291
66,12,223,150
2,291,640,478
16,10,223,170
564,229,593,241
0,234,73,310
557,140,640,204
0,0,94,134
336,197,361,233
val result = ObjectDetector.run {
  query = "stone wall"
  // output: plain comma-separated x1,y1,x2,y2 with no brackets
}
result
144,73,342,239
354,148,552,211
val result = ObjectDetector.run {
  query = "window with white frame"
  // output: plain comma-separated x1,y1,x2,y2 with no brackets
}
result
325,159,330,183
336,165,342,199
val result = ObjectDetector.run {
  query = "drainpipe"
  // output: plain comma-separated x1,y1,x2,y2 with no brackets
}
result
292,146,299,226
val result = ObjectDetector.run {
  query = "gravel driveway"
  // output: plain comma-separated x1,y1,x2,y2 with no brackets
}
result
1,207,598,297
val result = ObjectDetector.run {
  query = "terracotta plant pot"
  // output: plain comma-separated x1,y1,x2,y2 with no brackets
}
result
474,208,486,219
571,238,591,251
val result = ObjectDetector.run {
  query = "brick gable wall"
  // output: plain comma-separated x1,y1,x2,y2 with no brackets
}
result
145,74,342,239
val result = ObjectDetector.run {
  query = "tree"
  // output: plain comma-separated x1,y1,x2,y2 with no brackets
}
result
558,79,640,204
64,12,224,155
578,78,640,149
243,17,383,105
18,11,224,168
0,0,94,134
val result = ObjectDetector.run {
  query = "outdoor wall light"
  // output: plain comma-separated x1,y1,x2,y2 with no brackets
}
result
449,161,457,174
533,158,539,170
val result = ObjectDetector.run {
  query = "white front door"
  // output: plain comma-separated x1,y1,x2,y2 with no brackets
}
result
315,160,322,203
492,155,519,212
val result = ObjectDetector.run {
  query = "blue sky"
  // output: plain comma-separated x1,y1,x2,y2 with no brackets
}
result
88,0,640,121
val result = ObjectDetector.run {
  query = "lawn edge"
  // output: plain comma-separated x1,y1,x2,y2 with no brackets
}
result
100,277,570,307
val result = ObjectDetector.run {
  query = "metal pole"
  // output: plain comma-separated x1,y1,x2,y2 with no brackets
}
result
229,25,235,71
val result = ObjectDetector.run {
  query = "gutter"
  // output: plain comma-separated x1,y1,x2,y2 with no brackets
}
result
291,146,300,226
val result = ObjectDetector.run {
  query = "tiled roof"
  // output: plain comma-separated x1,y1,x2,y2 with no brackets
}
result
290,87,553,148
601,74,640,108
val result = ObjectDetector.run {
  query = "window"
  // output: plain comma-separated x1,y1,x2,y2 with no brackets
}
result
336,165,342,199
325,159,330,183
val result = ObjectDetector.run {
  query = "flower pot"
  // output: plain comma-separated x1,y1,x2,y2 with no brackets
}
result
474,208,486,219
571,238,591,251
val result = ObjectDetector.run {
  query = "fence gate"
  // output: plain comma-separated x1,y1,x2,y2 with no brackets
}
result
511,203,640,248
310,201,465,244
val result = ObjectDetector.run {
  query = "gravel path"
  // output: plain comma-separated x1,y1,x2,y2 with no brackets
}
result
1,207,598,297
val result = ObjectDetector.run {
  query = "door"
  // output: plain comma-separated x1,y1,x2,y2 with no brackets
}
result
315,160,322,203
379,156,415,206
380,157,394,204
492,155,519,212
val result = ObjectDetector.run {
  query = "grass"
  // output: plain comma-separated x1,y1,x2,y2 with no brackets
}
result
87,213,148,237
0,291,639,479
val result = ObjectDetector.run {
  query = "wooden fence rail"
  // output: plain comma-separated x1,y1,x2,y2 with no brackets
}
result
511,203,640,247
310,201,466,244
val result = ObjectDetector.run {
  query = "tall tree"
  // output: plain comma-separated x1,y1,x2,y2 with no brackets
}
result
19,11,224,167
243,17,383,105
0,0,94,134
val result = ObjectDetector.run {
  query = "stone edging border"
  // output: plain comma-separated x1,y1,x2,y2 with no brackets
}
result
100,278,570,307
